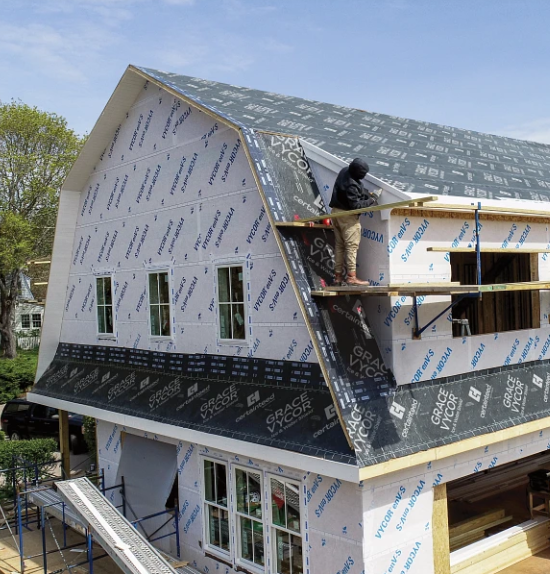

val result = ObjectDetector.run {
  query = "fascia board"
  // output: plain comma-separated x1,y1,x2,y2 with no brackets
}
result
64,67,146,191
299,139,409,220
26,392,360,483
358,413,550,482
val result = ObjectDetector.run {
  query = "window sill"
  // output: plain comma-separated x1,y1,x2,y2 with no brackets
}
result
97,334,116,341
149,336,173,341
217,338,249,346
204,549,232,567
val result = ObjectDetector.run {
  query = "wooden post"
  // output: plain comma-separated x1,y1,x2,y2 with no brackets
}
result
433,483,451,574
58,410,71,480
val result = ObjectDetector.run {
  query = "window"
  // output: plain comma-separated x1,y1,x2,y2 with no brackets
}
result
270,477,303,574
20,314,30,329
203,459,230,554
235,467,264,569
451,252,539,336
32,313,42,328
149,272,171,337
96,276,114,334
217,265,246,340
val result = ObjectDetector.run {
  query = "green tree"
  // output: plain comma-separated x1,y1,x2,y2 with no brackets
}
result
0,101,83,358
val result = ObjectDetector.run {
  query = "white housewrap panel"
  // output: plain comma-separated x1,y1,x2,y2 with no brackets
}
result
59,84,318,363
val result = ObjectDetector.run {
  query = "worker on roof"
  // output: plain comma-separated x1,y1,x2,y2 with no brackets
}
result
329,158,381,286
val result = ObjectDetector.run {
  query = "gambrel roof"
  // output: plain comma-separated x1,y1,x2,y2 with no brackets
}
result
142,66,550,203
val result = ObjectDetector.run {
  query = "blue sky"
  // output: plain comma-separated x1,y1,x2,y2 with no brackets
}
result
1,0,550,143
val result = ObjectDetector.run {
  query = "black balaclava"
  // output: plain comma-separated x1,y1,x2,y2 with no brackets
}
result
348,158,369,181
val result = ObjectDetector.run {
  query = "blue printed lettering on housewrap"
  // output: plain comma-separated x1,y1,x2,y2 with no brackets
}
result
518,336,539,364
383,550,402,574
202,211,222,250
400,219,430,262
515,224,532,248
299,341,314,362
501,223,517,248
168,218,185,254
387,218,410,254
105,230,118,262
399,542,422,571
105,424,118,451
170,156,187,195
201,123,218,148
269,274,290,311
209,142,228,185
404,296,425,326
539,334,550,361
65,285,75,312
139,110,154,148
136,168,151,203
181,153,198,194
335,556,354,574
80,284,93,313
114,175,129,209
247,207,266,244
221,139,241,182
184,505,200,534
125,227,140,260
430,347,453,379
254,270,277,311
81,186,92,217
79,235,91,265
375,486,406,539
134,224,149,258
471,343,486,368
504,338,520,365
362,228,384,243
88,184,100,216
158,220,174,256
396,481,425,531
116,282,128,312
314,479,342,517
384,296,407,327
178,444,195,476
173,277,187,304
171,106,192,137
145,165,161,202
306,474,323,504
162,100,181,139
97,231,110,263
107,178,120,211
129,114,143,151
215,208,235,248
107,124,121,159
180,277,198,312
411,349,434,383
72,236,83,266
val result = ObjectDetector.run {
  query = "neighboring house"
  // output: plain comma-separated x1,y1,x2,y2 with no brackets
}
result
0,273,44,350
28,66,550,574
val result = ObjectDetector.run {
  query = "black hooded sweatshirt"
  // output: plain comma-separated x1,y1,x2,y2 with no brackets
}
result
329,158,375,211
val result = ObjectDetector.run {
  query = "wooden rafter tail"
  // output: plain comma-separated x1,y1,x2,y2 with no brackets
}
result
424,202,550,219
274,222,334,228
292,196,438,223
427,247,550,253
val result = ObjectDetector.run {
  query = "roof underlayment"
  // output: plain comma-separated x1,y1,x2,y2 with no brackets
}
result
31,66,550,472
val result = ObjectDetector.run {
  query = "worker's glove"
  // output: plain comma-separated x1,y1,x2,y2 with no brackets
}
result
369,188,382,200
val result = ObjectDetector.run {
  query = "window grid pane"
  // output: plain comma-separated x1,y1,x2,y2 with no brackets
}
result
96,277,114,334
149,272,171,337
32,314,42,328
204,460,230,554
218,265,245,340
21,315,30,329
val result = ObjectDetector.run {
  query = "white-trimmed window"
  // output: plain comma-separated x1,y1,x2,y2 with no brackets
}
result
234,466,265,570
148,271,171,337
217,265,246,341
20,314,30,329
32,313,42,328
96,276,114,334
203,458,230,555
269,476,304,574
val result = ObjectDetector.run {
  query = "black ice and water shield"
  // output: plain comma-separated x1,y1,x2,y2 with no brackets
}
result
33,343,354,464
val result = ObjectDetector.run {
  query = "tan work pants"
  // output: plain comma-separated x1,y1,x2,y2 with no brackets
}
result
332,208,361,275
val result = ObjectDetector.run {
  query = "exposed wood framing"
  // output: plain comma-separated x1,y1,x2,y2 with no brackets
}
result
291,196,438,223
428,247,550,253
392,206,550,224
433,483,451,574
312,280,550,298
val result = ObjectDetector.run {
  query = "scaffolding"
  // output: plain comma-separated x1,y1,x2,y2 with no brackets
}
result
0,456,182,574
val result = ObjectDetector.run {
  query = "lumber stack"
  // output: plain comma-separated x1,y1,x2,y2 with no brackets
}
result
449,509,512,551
450,516,550,574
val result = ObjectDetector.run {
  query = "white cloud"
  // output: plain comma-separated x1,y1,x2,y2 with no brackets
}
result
499,118,550,145
0,21,116,83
